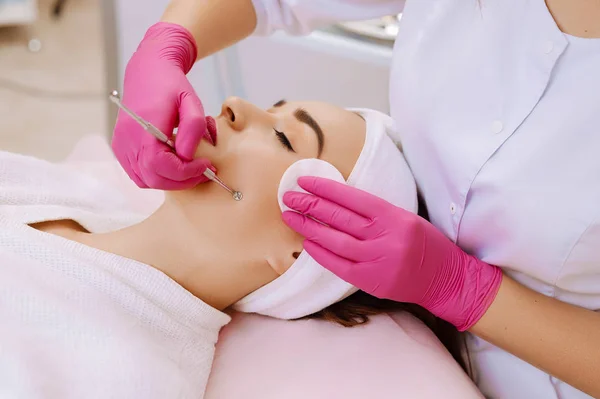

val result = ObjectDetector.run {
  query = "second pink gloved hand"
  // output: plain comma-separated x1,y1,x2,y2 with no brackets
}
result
112,22,213,190
282,177,503,331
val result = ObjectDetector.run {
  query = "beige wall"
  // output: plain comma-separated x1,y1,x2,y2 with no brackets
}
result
0,0,107,161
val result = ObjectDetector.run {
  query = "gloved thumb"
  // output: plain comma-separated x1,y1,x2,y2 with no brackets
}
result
176,91,207,161
148,148,214,186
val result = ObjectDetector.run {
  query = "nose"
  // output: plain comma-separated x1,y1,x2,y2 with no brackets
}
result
221,96,270,132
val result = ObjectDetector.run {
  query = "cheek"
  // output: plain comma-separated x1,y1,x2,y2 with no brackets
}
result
235,157,289,212
227,146,299,240
195,133,302,247
219,156,302,267
218,141,298,204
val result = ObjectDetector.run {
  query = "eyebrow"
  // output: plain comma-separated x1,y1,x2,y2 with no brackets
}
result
273,99,287,108
272,99,325,157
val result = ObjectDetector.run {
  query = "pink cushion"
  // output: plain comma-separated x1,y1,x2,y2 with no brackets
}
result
206,312,481,398
64,136,482,399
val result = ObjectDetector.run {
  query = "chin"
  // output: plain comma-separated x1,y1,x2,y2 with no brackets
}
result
193,138,218,161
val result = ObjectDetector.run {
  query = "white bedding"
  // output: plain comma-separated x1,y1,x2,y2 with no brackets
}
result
0,149,230,399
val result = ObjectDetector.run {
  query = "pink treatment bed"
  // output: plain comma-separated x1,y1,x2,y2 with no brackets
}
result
62,135,483,399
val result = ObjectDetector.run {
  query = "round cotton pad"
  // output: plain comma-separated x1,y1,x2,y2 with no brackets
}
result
277,158,345,213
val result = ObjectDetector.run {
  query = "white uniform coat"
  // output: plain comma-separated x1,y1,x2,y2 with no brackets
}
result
251,0,600,397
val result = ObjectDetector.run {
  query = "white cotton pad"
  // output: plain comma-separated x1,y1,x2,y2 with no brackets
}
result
277,158,345,213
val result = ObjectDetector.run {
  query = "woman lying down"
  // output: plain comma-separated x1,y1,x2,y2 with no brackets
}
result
0,97,462,398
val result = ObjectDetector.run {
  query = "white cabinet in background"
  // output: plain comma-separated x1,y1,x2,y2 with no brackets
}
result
0,0,37,26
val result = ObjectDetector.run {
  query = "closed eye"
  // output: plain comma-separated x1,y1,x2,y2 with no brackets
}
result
274,129,295,152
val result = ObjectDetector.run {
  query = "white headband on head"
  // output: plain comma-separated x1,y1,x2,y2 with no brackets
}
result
233,109,418,319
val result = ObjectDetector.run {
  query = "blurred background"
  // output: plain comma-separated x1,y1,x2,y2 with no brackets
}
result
0,0,399,161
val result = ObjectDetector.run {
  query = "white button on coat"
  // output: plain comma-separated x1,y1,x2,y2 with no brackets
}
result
253,1,599,398
491,120,503,134
450,203,456,215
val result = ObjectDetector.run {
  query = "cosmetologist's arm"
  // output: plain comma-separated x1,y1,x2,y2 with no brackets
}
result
161,0,405,60
471,275,600,398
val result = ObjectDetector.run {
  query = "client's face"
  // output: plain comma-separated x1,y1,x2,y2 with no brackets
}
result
199,97,365,201
170,97,365,298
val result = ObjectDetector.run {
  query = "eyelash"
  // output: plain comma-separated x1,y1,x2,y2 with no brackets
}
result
274,129,295,152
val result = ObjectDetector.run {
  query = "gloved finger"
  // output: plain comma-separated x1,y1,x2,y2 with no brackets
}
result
145,148,214,182
110,133,148,188
140,103,179,143
139,167,209,190
305,240,387,296
297,176,386,218
124,153,148,188
282,211,368,262
139,148,212,189
282,191,371,239
175,92,207,161
303,240,358,283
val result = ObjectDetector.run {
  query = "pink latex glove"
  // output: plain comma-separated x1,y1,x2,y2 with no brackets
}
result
282,177,503,331
112,22,213,190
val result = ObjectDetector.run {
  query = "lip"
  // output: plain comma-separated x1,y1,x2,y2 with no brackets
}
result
205,116,217,146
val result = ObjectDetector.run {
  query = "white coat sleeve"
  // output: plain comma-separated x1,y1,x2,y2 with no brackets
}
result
251,0,405,36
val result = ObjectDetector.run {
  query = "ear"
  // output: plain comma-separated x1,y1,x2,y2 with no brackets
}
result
265,229,304,276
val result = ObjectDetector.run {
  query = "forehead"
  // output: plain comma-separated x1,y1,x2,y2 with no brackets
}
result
271,100,366,177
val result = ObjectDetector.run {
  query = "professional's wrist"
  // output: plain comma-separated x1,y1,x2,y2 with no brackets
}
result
459,257,503,331
421,246,503,331
140,22,198,73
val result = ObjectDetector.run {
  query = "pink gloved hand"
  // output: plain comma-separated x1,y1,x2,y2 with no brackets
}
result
282,177,503,331
112,22,213,190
